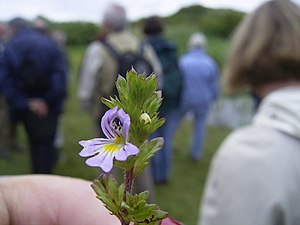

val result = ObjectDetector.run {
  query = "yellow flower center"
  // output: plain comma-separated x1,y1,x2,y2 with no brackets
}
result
103,137,124,153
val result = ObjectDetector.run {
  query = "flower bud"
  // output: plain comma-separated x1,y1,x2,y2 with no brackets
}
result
140,113,151,124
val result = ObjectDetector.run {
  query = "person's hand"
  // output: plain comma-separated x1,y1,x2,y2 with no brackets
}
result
28,98,48,117
0,175,180,225
0,175,120,225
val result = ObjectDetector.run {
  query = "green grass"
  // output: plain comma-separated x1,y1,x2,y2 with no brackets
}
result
0,45,230,225
154,120,229,224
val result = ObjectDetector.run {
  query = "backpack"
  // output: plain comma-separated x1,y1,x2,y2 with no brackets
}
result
153,40,183,109
100,40,154,77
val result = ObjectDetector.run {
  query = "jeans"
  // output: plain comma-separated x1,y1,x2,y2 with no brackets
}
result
150,103,210,182
150,109,177,183
174,103,210,160
23,111,59,174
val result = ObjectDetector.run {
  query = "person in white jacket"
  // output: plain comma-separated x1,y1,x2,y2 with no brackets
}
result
199,1,300,225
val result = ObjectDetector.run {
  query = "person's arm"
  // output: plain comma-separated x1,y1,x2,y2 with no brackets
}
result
0,47,28,111
77,42,103,112
0,175,120,225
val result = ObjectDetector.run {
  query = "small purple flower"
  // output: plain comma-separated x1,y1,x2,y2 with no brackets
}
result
79,107,139,172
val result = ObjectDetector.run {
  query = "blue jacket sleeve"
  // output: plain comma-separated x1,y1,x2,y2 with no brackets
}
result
0,48,28,111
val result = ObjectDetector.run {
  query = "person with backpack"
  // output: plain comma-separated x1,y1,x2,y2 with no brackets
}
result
77,3,162,202
0,17,67,173
142,16,183,184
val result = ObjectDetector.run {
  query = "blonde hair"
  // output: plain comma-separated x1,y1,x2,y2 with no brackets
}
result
223,0,300,93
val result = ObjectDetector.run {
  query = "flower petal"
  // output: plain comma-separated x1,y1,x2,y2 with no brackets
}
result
116,108,130,139
85,151,106,167
123,142,139,156
101,106,118,139
79,138,111,157
100,153,115,172
114,148,127,161
85,151,114,172
79,107,137,172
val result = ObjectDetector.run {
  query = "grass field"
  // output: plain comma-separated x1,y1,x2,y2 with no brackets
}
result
0,45,231,225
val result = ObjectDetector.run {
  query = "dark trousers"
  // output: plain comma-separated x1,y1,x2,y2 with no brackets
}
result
22,111,59,174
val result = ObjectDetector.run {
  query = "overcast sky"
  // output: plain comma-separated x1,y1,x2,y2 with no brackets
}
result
1,0,300,23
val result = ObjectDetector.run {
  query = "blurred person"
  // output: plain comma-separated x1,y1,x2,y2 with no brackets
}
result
0,22,23,156
33,18,69,152
0,84,11,159
199,1,300,225
51,29,67,47
142,15,183,184
174,32,219,161
0,69,11,159
51,29,69,151
0,22,11,158
7,17,53,155
77,3,162,202
0,17,67,173
0,22,10,51
32,17,49,34
1,21,21,155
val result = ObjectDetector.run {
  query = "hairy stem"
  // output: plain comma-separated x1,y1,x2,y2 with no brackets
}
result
121,168,134,225
123,168,134,202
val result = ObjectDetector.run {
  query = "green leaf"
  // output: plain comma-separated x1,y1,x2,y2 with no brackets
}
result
91,174,123,220
133,138,164,177
120,191,168,224
118,184,125,203
114,155,136,171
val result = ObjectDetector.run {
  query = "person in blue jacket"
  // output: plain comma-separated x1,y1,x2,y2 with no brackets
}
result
177,32,220,160
0,18,67,173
